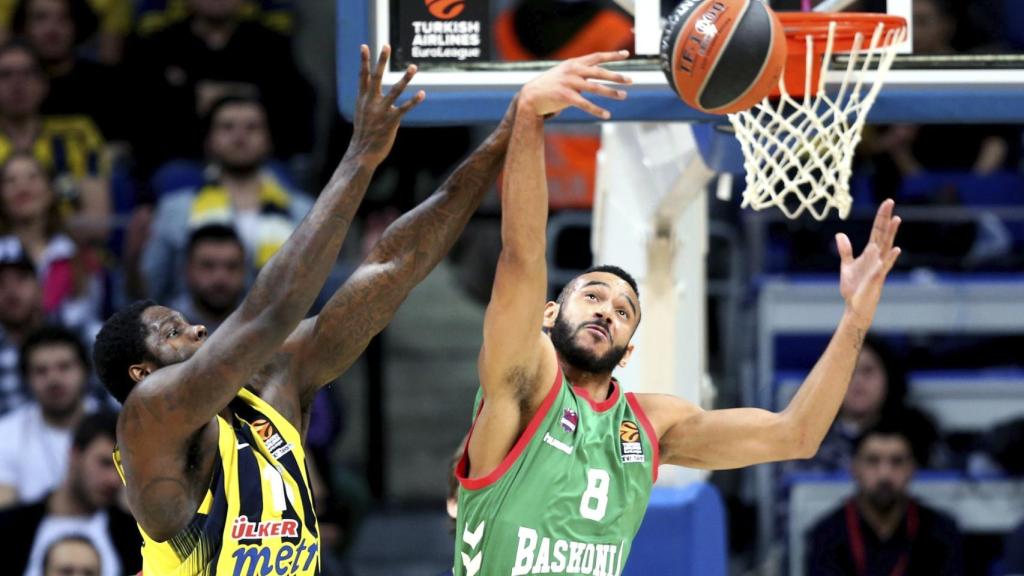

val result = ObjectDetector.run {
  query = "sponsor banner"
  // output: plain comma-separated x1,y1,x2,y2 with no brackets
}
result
395,0,490,65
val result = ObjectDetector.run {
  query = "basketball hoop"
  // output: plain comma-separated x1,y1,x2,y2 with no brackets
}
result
728,12,907,220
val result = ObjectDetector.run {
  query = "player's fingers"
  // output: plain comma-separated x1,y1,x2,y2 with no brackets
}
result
372,45,391,90
396,90,426,116
567,91,610,119
579,64,633,86
359,45,371,92
573,78,627,100
836,233,854,266
868,199,894,248
385,64,417,106
884,246,902,272
579,50,631,66
882,215,902,252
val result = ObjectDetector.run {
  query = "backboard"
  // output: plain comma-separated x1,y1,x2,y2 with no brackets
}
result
338,0,1024,125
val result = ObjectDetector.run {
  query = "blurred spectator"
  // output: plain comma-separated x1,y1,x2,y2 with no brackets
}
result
0,325,94,507
124,0,313,179
789,336,941,473
0,235,41,412
13,0,128,141
172,223,245,332
0,238,100,414
806,422,963,575
913,0,956,55
135,0,292,37
0,411,141,576
859,0,1018,195
139,95,312,304
0,155,105,316
0,42,110,242
42,534,101,576
0,0,130,64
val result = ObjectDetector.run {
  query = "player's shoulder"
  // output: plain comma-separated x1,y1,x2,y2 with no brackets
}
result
631,393,701,418
628,393,702,441
116,364,189,435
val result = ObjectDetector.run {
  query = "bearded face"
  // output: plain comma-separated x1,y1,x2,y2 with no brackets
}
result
546,272,640,375
550,308,629,374
853,435,915,514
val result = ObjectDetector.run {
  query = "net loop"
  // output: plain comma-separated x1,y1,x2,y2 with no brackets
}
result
728,13,907,220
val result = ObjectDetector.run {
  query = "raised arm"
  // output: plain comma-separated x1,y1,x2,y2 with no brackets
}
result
128,46,424,436
467,52,630,477
281,99,518,408
640,200,903,470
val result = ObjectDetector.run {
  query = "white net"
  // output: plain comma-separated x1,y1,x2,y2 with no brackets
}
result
727,20,907,220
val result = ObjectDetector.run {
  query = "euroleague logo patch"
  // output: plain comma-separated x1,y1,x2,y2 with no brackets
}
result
619,420,645,464
251,418,293,460
425,0,464,20
252,418,275,441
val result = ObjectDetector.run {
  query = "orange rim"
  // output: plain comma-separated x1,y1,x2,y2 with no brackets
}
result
778,12,907,53
767,13,906,99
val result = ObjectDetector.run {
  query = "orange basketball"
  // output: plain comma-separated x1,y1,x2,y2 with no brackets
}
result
660,0,787,114
425,0,465,20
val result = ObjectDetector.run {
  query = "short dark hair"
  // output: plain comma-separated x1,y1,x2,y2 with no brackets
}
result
556,265,640,305
11,0,99,46
19,324,89,380
93,300,157,405
853,420,915,461
186,223,244,260
42,534,100,573
72,410,117,451
203,94,267,139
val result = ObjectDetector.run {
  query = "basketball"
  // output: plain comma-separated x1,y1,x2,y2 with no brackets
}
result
660,0,787,114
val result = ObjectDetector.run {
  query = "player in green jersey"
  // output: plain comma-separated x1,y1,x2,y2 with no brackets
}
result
454,51,903,576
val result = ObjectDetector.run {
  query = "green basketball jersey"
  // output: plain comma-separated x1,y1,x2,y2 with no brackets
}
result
454,368,659,576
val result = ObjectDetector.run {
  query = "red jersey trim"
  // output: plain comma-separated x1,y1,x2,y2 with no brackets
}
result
626,392,660,484
457,367,564,491
572,378,621,413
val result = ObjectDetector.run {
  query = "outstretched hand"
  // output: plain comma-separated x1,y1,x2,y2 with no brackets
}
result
519,50,632,119
836,199,902,326
350,44,425,165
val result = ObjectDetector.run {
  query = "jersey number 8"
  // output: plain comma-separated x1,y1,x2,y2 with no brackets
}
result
579,468,610,521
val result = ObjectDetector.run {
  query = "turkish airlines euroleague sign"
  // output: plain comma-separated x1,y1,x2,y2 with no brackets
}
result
395,0,489,64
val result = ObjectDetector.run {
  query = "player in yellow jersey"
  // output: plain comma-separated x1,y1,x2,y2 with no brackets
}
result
91,45,516,576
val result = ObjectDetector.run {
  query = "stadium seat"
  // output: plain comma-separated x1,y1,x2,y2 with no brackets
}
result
624,483,727,576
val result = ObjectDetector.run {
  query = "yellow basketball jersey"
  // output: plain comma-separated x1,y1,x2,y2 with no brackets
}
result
114,388,320,575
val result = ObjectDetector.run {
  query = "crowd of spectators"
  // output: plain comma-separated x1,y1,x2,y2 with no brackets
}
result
0,0,345,570
0,0,1020,574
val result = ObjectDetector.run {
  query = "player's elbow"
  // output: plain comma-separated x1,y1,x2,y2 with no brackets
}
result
773,416,819,460
787,423,821,460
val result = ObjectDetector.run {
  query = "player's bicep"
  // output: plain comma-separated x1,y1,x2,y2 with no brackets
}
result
661,404,802,470
480,252,548,393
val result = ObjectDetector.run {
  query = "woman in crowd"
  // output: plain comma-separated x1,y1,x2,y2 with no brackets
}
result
0,151,103,317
